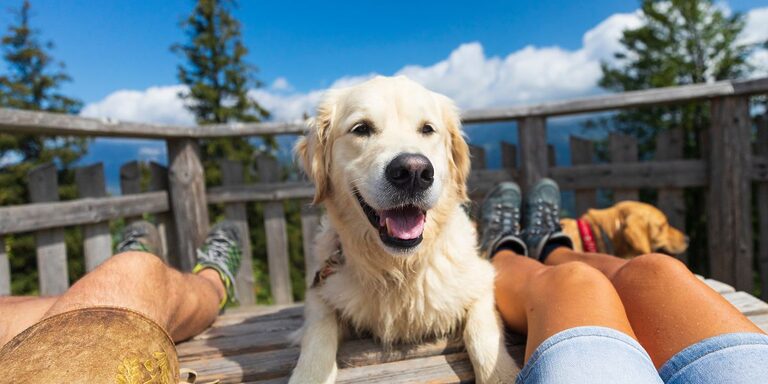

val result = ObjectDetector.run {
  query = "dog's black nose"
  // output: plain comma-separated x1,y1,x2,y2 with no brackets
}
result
385,153,434,194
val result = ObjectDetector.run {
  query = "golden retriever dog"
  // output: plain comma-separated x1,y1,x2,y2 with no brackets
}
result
560,201,688,258
290,76,516,384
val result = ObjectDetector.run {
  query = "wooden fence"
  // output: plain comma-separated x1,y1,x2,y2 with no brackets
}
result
0,77,767,303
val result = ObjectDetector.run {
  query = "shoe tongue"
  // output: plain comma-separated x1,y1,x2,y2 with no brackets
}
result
379,206,425,240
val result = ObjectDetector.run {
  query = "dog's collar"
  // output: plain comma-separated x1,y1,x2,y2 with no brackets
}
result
578,218,614,255
311,240,346,289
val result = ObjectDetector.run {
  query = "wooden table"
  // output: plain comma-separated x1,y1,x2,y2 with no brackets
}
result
177,277,768,383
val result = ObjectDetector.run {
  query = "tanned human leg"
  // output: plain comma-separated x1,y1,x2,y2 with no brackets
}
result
492,249,636,361
545,248,765,367
0,296,57,346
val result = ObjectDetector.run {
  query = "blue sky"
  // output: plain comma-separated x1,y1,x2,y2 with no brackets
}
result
17,0,767,103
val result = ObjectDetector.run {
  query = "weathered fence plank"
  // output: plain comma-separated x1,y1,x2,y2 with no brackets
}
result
221,160,256,306
0,192,168,235
468,145,486,170
167,139,210,272
300,201,322,286
0,238,9,295
149,162,175,265
28,163,68,295
120,161,143,224
757,117,768,301
257,154,293,304
707,96,753,291
75,163,112,271
500,141,517,170
655,129,687,264
518,116,548,191
609,133,639,201
570,136,597,216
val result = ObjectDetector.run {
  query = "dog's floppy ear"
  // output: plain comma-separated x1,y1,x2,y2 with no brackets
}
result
440,95,470,201
620,213,652,255
295,91,338,204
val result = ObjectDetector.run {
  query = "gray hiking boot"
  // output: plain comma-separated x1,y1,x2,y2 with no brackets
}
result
116,220,162,255
193,221,243,307
522,178,573,261
478,182,527,258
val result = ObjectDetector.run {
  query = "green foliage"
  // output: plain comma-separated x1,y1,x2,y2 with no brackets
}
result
593,0,752,274
0,1,87,294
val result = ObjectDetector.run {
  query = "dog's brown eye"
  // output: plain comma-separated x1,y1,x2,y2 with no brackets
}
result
421,123,436,135
350,122,372,136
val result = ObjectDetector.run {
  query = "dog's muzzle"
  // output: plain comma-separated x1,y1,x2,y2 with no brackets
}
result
385,153,434,196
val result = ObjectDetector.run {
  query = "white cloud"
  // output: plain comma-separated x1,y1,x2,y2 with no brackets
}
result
80,85,194,126
81,6,768,125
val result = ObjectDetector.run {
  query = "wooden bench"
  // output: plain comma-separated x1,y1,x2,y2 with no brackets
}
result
176,278,768,383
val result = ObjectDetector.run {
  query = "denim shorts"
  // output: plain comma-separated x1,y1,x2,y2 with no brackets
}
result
515,326,768,384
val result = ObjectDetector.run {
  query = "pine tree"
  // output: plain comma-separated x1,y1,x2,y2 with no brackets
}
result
172,0,270,186
0,0,86,293
595,0,752,274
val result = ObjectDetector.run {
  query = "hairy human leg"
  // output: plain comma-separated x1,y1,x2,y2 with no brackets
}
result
41,251,225,342
545,248,765,367
0,296,57,346
492,250,636,361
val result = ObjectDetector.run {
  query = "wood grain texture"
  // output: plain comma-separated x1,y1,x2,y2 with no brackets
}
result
167,139,210,272
569,136,597,216
518,116,548,191
0,191,168,235
221,160,256,306
119,160,143,224
207,182,315,204
500,141,517,170
707,97,753,291
0,238,9,295
28,163,68,295
75,163,112,271
300,201,321,286
257,154,293,304
468,144,486,170
149,162,175,265
757,117,768,301
655,129,687,264
609,133,639,201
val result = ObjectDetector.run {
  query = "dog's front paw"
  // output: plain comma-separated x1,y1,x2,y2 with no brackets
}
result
477,353,519,384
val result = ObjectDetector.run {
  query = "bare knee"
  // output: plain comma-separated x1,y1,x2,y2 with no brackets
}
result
611,253,689,292
99,251,168,281
529,261,613,295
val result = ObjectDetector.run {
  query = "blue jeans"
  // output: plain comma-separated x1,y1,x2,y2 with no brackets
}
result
515,326,768,384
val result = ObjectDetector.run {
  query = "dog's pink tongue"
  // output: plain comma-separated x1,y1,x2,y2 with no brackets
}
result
380,207,425,240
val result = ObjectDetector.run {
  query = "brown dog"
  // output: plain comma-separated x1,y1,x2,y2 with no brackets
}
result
560,201,688,258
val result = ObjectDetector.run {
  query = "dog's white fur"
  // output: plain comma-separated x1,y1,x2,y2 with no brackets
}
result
290,76,516,383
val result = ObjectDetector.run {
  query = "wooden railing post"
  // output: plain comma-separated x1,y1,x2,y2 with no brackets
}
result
707,96,753,291
468,144,487,170
220,159,256,305
120,161,143,224
28,163,68,295
0,238,9,295
149,162,176,265
609,133,639,201
656,129,687,264
167,139,209,272
518,116,548,191
570,136,597,216
75,163,112,271
500,141,517,171
756,115,768,300
300,202,321,286
257,153,293,304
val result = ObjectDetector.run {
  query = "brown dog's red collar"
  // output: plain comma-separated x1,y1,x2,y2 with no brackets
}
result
577,219,598,253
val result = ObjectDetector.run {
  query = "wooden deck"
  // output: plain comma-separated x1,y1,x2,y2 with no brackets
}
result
177,277,768,383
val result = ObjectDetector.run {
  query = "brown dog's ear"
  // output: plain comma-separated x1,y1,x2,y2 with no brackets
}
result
294,92,337,204
441,95,470,201
620,214,652,255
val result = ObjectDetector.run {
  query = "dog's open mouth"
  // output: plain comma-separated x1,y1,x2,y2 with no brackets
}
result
355,191,426,250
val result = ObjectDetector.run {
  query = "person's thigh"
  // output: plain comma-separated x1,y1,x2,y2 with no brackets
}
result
516,326,663,384
659,333,768,384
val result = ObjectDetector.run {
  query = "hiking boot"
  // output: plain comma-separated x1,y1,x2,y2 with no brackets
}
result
116,220,162,255
522,178,573,261
193,221,243,306
478,182,527,258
